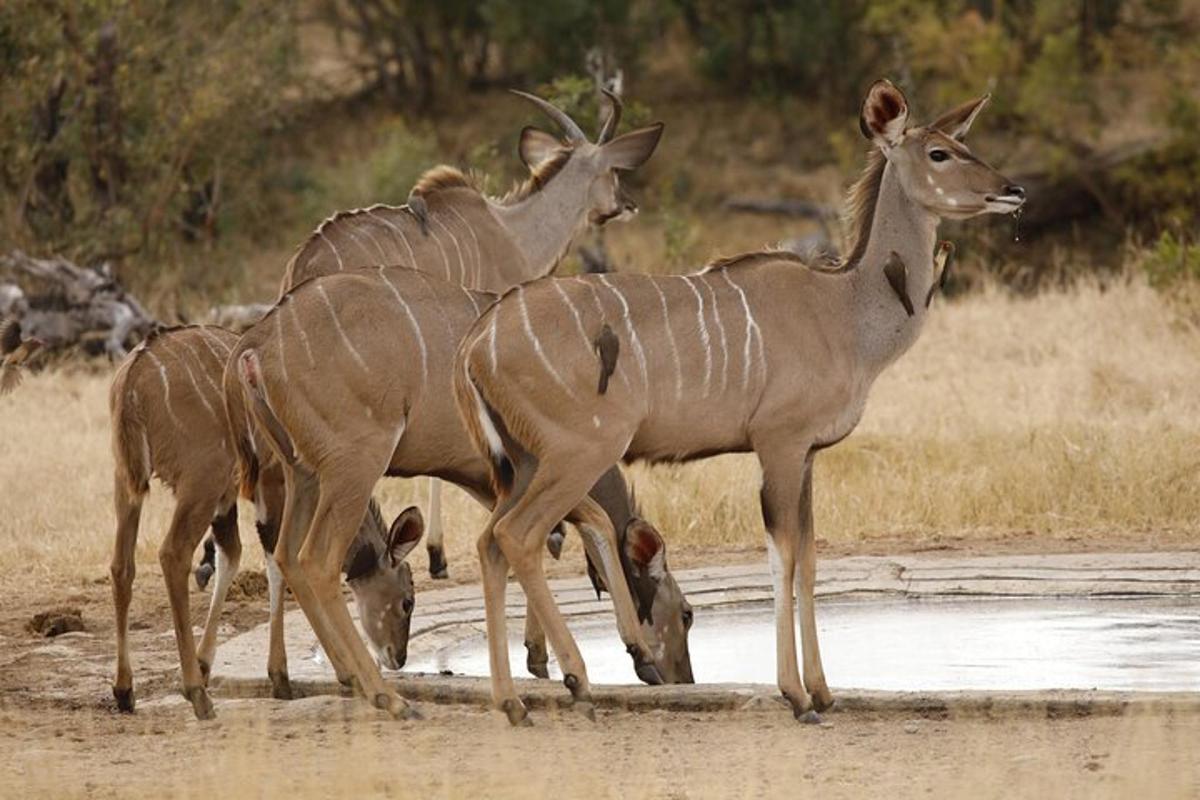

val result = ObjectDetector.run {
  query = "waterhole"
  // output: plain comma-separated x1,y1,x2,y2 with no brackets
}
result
406,596,1200,691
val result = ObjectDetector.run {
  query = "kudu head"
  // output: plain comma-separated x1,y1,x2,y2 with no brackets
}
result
345,505,424,671
512,88,663,226
587,519,695,684
860,79,1025,220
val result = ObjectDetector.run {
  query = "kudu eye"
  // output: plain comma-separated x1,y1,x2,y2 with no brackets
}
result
682,609,694,628
928,149,949,163
402,598,414,614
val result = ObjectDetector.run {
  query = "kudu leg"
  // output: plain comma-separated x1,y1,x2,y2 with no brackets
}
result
758,442,820,723
492,461,614,722
523,602,550,679
569,496,664,684
275,464,356,687
425,477,449,580
255,473,293,698
796,465,833,712
196,503,240,683
110,480,143,713
159,498,223,721
478,526,527,724
298,473,418,720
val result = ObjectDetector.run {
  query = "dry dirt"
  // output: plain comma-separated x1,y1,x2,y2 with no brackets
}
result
2,534,1197,799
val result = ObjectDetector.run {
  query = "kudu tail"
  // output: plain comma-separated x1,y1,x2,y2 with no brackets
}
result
234,348,297,475
222,352,262,500
109,356,150,504
453,344,515,498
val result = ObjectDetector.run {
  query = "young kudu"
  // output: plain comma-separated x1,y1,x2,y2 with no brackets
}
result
211,89,657,581
109,326,424,719
455,80,1026,724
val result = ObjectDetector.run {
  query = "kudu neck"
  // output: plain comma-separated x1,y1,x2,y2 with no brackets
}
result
849,158,940,374
494,164,591,278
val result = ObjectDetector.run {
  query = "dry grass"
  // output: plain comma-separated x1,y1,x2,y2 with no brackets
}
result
2,279,1199,595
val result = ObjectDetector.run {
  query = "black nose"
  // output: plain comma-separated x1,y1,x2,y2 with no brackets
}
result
1003,184,1025,199
402,598,414,614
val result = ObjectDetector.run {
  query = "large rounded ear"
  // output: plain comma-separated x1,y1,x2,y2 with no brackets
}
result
929,93,990,142
387,506,424,566
623,519,667,580
859,79,909,148
601,123,664,171
518,126,563,170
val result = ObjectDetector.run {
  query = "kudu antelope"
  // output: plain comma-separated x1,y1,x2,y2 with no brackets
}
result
200,89,658,581
228,278,690,718
454,79,1026,724
109,326,424,719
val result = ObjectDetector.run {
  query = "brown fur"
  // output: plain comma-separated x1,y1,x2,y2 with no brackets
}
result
843,149,887,268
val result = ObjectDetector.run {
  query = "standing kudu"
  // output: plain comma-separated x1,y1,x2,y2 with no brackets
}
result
109,326,424,719
454,80,1026,724
205,89,659,581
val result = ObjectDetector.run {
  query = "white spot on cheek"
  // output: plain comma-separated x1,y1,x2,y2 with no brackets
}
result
925,174,935,186
592,415,601,428
935,186,945,197
948,197,959,206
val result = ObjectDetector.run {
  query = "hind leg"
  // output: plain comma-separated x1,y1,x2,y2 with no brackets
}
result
254,473,293,699
111,479,143,713
196,502,240,683
159,496,223,720
425,478,449,579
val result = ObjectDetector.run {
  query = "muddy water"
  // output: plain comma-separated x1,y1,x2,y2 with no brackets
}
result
405,597,1200,691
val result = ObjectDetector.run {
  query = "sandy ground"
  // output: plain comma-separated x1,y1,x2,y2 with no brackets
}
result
3,535,1198,799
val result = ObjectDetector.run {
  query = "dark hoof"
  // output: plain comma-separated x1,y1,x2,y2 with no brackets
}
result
501,698,531,727
524,640,550,679
185,687,215,721
545,526,565,560
269,670,293,700
336,674,358,696
796,709,823,725
113,686,135,714
198,659,212,685
634,662,664,686
375,692,419,720
427,546,449,580
573,700,597,722
194,564,214,590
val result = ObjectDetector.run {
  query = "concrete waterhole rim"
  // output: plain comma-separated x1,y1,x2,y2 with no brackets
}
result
209,551,1200,719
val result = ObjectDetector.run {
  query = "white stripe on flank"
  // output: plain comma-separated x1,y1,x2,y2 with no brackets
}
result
425,223,453,281
699,275,730,394
319,232,345,270
598,275,649,390
367,209,417,266
461,287,481,317
357,223,390,263
719,270,765,389
144,351,183,428
431,217,466,284
553,281,592,353
177,338,223,398
274,311,289,384
179,355,218,421
649,277,683,403
445,206,482,285
680,276,712,397
287,300,316,367
196,329,230,362
574,276,628,389
376,267,428,382
486,311,499,375
517,288,575,397
316,284,368,372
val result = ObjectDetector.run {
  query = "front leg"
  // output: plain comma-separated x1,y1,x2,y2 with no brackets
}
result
797,463,833,711
425,478,449,579
757,441,821,723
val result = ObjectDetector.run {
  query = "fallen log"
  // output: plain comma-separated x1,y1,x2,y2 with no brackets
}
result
0,250,157,362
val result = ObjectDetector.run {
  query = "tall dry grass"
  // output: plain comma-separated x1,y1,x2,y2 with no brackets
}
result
1,279,1198,593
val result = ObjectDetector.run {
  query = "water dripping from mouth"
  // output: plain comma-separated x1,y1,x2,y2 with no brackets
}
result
1012,206,1023,243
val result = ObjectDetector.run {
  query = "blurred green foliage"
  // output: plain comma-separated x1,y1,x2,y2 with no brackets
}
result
1,0,1198,293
